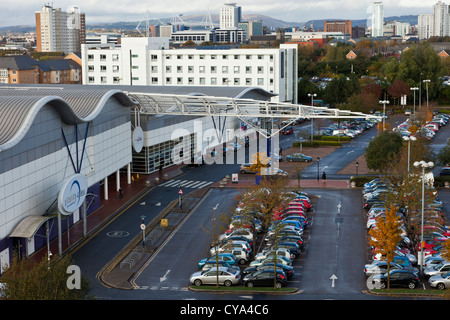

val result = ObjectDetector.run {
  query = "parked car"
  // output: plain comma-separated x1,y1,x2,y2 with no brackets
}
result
201,259,241,272
371,269,420,289
424,262,450,278
243,269,287,288
198,253,238,269
249,256,292,267
282,126,294,135
190,267,241,287
243,263,295,279
286,153,313,162
428,272,450,290
439,167,450,176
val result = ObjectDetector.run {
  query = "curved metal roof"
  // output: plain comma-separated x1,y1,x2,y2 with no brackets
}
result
0,87,136,152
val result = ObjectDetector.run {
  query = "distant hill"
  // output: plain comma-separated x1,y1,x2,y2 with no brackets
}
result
0,14,418,34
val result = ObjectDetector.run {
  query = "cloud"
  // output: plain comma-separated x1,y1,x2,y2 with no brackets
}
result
0,0,444,27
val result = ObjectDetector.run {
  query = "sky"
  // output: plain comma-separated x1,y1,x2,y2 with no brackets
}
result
0,0,444,28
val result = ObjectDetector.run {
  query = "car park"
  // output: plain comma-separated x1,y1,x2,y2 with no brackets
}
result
428,272,450,290
190,267,241,287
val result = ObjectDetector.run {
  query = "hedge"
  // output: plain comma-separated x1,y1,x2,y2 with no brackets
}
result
313,135,351,141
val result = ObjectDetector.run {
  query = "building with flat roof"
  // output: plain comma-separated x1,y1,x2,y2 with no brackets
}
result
81,37,298,103
371,2,384,38
324,20,352,35
35,4,86,53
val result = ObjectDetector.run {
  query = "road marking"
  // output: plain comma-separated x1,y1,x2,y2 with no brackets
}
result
330,274,338,288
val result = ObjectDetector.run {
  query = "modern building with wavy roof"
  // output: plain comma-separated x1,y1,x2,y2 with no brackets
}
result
0,84,275,273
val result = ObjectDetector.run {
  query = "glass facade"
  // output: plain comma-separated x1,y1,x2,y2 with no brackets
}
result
131,133,196,174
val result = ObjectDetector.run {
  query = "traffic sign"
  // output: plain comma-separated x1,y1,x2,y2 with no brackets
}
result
178,188,183,195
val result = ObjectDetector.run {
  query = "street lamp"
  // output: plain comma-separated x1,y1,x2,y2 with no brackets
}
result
316,157,320,181
355,161,359,176
410,87,418,116
403,136,417,172
423,80,431,107
308,93,317,141
413,160,434,275
379,100,389,131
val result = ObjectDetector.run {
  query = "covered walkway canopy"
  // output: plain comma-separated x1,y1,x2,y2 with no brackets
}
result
125,92,382,137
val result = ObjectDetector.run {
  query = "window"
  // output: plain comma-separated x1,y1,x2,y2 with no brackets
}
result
88,76,94,83
177,55,182,60
166,66,172,73
258,55,263,60
234,78,240,85
100,54,106,61
199,66,205,73
246,78,252,85
234,55,240,60
131,54,139,58
112,65,119,73
166,77,172,84
177,66,183,73
113,77,120,84
211,66,217,73
222,66,228,73
152,77,158,84
199,55,205,59
234,66,240,74
177,77,183,84
246,55,251,60
151,54,158,60
100,65,107,72
222,55,228,60
246,66,252,74
211,77,217,85
132,65,139,69
88,54,94,61
188,66,194,73
151,66,158,72
188,77,194,84
101,76,107,83
257,78,264,85
88,65,94,72
222,78,229,85
132,77,139,81
257,66,264,74
188,55,194,60
112,54,119,61
199,77,206,85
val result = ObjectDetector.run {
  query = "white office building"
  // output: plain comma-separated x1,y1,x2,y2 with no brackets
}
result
220,3,242,29
418,1,450,39
81,37,298,103
371,2,384,38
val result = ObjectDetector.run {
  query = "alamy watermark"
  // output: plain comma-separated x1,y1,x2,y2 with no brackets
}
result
169,120,280,175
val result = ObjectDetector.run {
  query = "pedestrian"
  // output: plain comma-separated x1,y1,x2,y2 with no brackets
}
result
159,163,163,180
322,171,326,183
119,188,123,199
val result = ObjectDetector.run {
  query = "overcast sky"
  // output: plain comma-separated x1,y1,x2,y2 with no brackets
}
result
0,0,443,28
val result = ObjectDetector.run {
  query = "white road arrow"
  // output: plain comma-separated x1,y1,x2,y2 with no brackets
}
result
330,274,338,288
337,202,342,214
213,203,219,210
155,202,161,206
160,269,171,282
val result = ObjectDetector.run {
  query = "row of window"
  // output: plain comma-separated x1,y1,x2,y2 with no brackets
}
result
86,52,275,62
87,65,273,74
87,75,272,86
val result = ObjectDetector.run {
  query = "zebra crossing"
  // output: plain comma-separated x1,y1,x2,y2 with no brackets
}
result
158,179,214,189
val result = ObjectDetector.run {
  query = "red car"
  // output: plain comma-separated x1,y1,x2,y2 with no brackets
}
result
282,126,294,135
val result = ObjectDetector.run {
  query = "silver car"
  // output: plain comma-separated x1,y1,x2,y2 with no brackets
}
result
424,262,450,278
190,267,241,287
428,272,450,290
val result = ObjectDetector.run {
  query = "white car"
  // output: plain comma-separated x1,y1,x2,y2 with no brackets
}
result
254,248,293,262
189,267,241,287
424,262,450,278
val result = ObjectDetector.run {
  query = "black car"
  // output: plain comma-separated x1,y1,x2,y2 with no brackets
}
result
372,269,420,289
243,263,295,279
243,269,287,288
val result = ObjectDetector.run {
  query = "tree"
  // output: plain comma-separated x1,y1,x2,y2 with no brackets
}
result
387,79,410,107
437,141,450,166
0,254,89,300
365,132,403,174
369,204,403,289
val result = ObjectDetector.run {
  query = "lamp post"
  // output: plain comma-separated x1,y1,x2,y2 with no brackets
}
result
410,87,418,116
403,136,417,172
423,80,431,107
355,161,359,176
379,100,389,131
316,157,320,181
413,160,434,275
308,93,317,141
